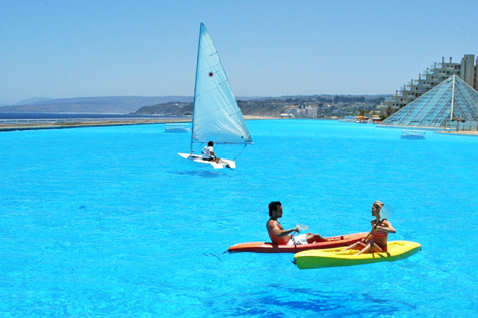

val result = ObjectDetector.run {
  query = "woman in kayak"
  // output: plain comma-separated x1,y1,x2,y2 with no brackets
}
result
346,201,396,254
267,201,327,246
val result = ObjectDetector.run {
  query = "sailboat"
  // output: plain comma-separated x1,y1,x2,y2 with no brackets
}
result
178,23,252,169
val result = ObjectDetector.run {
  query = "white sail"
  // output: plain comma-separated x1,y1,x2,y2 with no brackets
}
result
191,23,252,145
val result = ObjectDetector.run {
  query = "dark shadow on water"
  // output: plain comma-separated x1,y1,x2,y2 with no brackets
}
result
223,285,416,317
169,170,227,178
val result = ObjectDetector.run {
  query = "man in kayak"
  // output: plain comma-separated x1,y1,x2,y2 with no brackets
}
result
201,141,220,163
346,200,396,254
267,201,327,246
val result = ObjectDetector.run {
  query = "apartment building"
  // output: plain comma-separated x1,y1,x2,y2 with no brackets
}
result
384,55,478,109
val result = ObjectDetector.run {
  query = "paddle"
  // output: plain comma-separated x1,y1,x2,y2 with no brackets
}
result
380,205,393,220
296,224,309,232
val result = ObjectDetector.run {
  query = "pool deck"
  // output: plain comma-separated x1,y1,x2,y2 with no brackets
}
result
0,118,189,132
0,115,280,132
379,124,478,136
438,130,478,136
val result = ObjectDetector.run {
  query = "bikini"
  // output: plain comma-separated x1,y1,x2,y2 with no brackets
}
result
370,220,388,251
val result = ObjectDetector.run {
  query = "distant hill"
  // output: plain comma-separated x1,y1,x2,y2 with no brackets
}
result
0,96,193,114
133,100,285,116
15,97,53,105
134,102,194,116
133,94,389,118
1,94,389,117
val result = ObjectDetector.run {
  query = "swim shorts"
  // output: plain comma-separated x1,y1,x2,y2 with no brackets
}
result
287,234,308,246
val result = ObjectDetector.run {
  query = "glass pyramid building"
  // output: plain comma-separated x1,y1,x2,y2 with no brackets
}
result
383,75,478,127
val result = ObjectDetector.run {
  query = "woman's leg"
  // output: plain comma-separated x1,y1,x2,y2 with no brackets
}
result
345,241,366,250
356,242,384,255
356,243,372,255
371,244,384,253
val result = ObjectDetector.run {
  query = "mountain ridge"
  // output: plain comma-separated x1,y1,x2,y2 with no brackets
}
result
1,94,389,116
0,96,193,114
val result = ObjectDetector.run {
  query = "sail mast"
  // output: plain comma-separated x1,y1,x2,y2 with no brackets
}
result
189,23,252,145
190,23,204,153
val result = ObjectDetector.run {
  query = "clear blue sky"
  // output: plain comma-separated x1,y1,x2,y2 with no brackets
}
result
1,0,477,104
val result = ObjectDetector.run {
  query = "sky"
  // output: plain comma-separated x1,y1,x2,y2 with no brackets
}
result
1,0,477,104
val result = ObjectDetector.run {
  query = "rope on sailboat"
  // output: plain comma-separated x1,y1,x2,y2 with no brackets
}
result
233,144,248,160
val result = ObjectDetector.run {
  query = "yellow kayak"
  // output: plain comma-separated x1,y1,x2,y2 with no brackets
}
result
294,241,421,269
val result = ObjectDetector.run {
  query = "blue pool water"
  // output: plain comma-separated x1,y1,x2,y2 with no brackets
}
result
0,120,477,317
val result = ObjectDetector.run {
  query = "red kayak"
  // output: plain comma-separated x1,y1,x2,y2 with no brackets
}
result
228,232,368,253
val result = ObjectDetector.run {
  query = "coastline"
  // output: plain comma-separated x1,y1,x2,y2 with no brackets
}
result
3,116,477,135
243,115,280,120
0,115,280,132
0,118,188,132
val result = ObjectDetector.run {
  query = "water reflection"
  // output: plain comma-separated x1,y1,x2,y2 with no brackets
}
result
169,170,227,178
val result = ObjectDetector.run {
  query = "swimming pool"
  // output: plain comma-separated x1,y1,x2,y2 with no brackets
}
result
0,120,477,316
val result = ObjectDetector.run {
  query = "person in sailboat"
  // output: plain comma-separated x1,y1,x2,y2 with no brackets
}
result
201,141,220,163
267,201,327,246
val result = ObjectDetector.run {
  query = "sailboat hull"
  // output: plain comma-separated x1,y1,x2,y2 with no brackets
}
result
177,153,236,169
